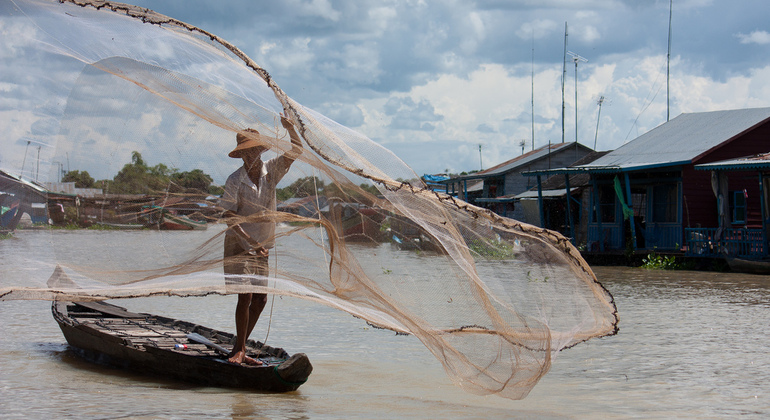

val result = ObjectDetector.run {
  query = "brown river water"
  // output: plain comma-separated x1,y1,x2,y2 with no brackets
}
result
1,229,769,419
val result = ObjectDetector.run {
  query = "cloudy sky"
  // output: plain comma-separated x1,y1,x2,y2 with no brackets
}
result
122,0,770,176
4,0,770,182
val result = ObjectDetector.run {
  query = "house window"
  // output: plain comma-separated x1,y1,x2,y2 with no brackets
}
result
731,190,746,224
593,185,616,223
632,192,647,221
652,184,677,223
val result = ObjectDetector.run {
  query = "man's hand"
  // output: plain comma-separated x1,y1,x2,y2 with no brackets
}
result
279,112,303,161
247,238,269,257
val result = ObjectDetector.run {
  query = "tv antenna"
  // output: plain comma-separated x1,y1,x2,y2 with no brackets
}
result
567,51,587,145
518,139,526,155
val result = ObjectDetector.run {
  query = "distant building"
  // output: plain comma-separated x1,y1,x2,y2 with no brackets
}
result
690,152,770,260
440,142,593,219
43,182,103,198
1,170,51,229
421,174,450,192
516,151,610,244
278,196,328,218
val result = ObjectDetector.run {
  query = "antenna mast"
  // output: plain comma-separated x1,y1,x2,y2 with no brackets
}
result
561,22,568,143
667,0,673,121
567,51,587,145
531,29,535,151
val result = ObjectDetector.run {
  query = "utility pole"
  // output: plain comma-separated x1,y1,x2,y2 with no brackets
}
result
531,29,535,151
567,51,587,145
561,22,568,143
478,144,483,170
594,96,606,150
20,140,31,179
667,0,673,121
35,145,41,181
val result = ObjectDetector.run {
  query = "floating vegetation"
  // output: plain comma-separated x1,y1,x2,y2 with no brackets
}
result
468,238,517,260
641,251,693,270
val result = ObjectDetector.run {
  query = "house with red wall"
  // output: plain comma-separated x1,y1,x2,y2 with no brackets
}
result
689,153,770,263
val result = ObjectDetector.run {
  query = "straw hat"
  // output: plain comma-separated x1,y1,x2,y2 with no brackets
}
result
229,128,266,158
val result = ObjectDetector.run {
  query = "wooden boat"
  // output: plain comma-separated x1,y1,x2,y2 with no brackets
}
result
52,300,312,392
725,256,770,275
328,201,385,242
95,222,145,230
159,213,208,230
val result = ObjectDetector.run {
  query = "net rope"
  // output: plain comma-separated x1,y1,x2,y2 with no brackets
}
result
0,0,618,399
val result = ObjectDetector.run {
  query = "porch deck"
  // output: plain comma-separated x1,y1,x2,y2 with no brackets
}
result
685,227,766,258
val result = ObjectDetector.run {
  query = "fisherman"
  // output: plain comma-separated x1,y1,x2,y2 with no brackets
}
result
221,113,302,365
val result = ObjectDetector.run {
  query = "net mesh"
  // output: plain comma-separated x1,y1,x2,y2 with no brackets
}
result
0,0,618,399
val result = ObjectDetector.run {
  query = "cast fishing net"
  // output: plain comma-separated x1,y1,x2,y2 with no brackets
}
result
0,0,618,399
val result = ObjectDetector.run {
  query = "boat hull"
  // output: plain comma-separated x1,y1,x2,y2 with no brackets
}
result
52,301,311,392
160,213,207,230
725,256,770,275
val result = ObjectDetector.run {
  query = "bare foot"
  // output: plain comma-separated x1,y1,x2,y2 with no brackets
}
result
243,355,262,366
227,350,263,365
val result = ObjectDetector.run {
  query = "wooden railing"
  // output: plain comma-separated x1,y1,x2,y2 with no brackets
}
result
685,227,766,258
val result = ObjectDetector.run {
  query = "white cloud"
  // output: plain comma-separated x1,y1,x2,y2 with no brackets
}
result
367,6,398,35
262,38,315,74
289,0,341,22
516,19,559,40
737,30,770,45
580,25,601,43
0,18,37,59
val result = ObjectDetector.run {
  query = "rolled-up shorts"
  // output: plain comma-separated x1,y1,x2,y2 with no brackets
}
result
224,234,268,288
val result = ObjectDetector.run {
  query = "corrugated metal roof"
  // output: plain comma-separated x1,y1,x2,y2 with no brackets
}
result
695,152,770,171
0,169,49,194
576,107,770,171
515,188,579,199
479,141,587,176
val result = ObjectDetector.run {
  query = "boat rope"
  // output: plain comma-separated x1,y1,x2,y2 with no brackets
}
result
263,250,276,345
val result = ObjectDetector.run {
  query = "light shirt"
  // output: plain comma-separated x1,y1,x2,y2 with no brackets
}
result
221,156,291,250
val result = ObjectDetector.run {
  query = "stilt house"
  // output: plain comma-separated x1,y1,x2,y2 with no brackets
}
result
524,107,770,253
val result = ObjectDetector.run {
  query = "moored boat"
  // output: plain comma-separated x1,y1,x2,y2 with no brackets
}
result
725,256,770,275
159,213,208,230
52,300,312,392
95,222,145,230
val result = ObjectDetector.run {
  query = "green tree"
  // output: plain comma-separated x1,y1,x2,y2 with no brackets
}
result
74,151,216,195
208,184,225,196
359,182,379,196
173,169,213,193
287,176,325,198
62,170,95,188
322,181,379,201
110,151,179,194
